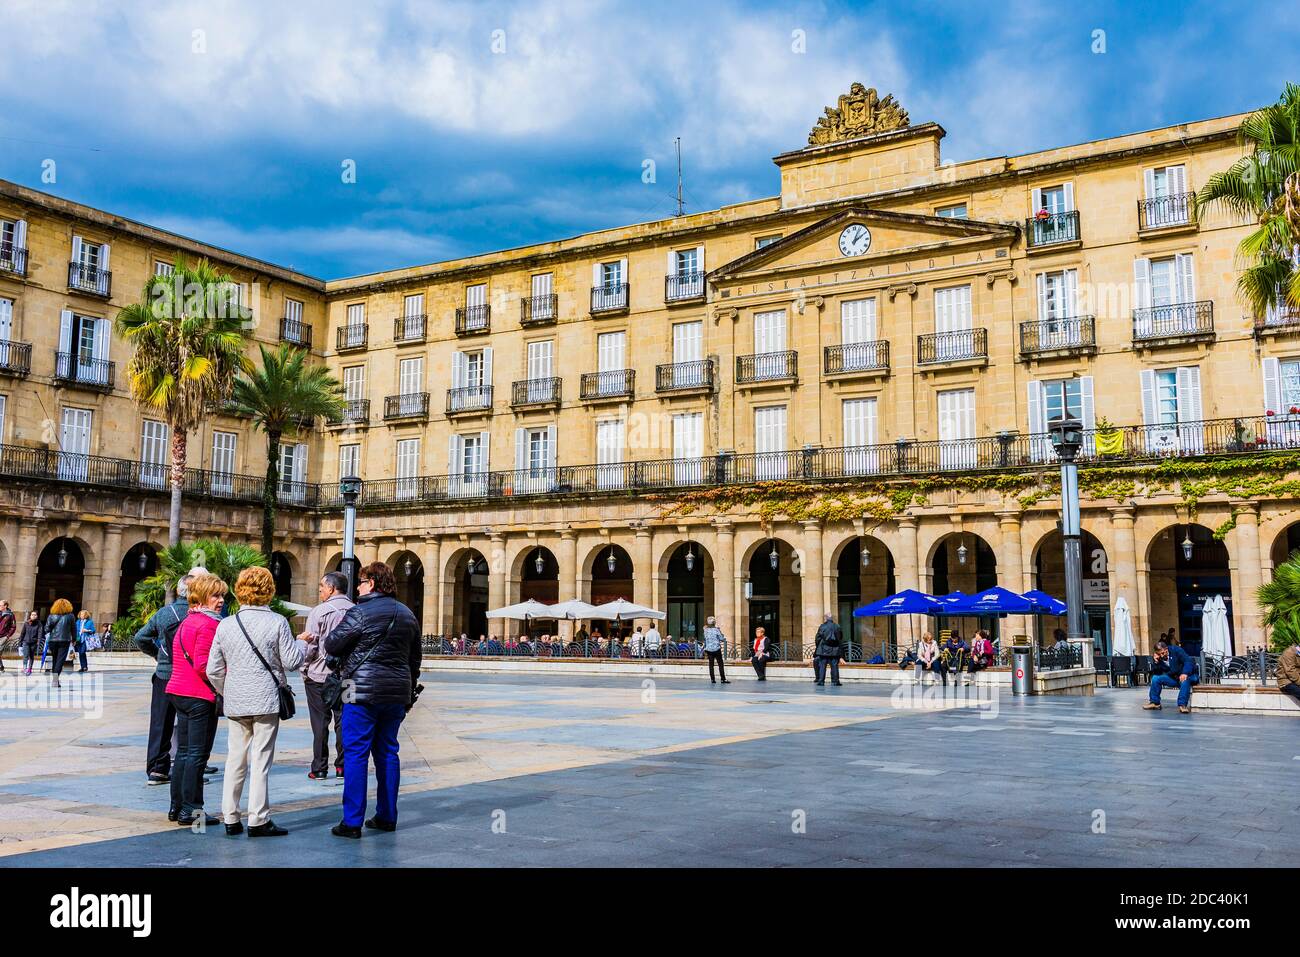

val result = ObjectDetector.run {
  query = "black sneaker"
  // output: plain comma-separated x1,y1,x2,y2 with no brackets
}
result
364,817,396,832
248,821,288,837
225,822,244,835
177,813,220,827
331,823,362,839
204,766,218,775
147,772,170,785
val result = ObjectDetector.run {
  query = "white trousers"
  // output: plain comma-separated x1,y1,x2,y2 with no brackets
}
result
222,714,281,826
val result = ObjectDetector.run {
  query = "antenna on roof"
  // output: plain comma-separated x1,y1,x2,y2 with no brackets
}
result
675,137,685,217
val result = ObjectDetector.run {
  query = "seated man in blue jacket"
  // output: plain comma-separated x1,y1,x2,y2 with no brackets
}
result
1144,640,1199,714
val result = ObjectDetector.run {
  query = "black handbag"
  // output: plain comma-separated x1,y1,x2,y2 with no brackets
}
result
234,612,296,720
322,615,396,710
177,626,224,717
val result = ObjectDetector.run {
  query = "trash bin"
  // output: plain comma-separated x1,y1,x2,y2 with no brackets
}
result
1011,645,1034,696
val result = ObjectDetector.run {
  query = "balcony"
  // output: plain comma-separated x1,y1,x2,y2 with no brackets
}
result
455,304,490,336
68,261,111,298
512,377,562,408
336,324,368,352
0,243,27,277
1132,301,1214,346
656,358,716,394
325,399,370,428
280,316,312,348
665,272,705,303
590,282,629,315
1019,317,1097,358
446,385,493,415
521,294,558,327
580,369,635,401
53,351,115,392
1138,192,1197,232
0,341,32,378
393,314,426,344
383,392,430,421
917,329,988,365
1025,210,1080,250
736,351,797,385
1256,304,1300,339
824,340,890,377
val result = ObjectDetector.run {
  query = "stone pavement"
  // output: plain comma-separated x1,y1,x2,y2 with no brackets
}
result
0,667,1293,867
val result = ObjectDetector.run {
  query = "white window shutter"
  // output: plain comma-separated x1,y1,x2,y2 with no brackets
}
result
546,424,557,470
1035,273,1048,322
14,220,27,251
1133,258,1151,310
1140,370,1157,425
619,258,628,288
94,316,111,360
1064,269,1079,317
1143,168,1156,201
100,242,111,271
1169,164,1187,196
59,309,73,353
296,443,308,475
1031,187,1043,214
666,249,677,276
592,263,602,288
482,346,493,385
1263,357,1282,413
514,427,527,471
1079,376,1096,430
1176,367,1202,423
695,245,705,274
1176,253,1196,303
71,235,83,264
1027,381,1045,434
1062,182,1075,212
451,351,466,389
448,434,460,473
478,431,490,472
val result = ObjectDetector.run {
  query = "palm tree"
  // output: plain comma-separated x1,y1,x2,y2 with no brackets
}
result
1260,552,1300,653
1196,83,1300,317
115,258,251,547
232,343,344,559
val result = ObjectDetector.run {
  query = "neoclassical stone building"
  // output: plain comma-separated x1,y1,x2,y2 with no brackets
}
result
1,85,1297,655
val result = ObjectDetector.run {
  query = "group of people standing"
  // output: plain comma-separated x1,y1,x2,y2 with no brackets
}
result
133,561,422,838
0,598,101,684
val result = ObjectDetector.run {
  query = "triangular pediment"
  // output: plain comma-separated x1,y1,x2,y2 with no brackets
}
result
709,207,1016,283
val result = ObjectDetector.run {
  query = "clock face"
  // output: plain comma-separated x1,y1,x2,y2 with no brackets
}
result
838,224,871,257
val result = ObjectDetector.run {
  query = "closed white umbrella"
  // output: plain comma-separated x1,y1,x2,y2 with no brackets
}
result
1204,594,1232,659
1112,596,1136,657
590,599,666,621
485,599,553,620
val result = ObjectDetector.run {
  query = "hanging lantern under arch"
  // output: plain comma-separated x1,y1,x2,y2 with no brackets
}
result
57,540,68,569
769,540,779,571
684,544,695,573
606,547,617,575
956,541,968,565
139,550,149,571
1181,529,1194,563
404,555,413,576
860,540,871,567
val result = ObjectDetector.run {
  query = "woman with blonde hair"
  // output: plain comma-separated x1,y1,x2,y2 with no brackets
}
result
164,573,226,826
43,599,76,688
75,609,95,672
207,565,308,837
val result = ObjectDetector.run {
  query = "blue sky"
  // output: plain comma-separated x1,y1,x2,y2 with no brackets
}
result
0,0,1295,279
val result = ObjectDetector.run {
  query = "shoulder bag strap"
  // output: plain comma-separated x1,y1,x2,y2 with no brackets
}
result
176,620,221,698
234,611,287,689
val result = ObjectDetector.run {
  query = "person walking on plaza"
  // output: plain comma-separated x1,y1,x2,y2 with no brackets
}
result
135,573,191,783
19,611,40,676
325,561,421,839
702,616,729,684
751,626,772,681
302,571,354,781
0,599,14,671
813,613,844,686
74,609,94,672
43,599,76,689
1277,640,1300,705
1144,639,1199,714
165,573,225,827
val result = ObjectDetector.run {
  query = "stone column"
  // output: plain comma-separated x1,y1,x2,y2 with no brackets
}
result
420,537,442,636
97,524,126,621
1109,506,1139,651
997,511,1028,641
631,526,652,628
713,520,735,645
488,532,506,637
557,529,577,640
13,521,39,615
360,539,380,565
1231,503,1264,653
896,514,920,592
800,519,825,644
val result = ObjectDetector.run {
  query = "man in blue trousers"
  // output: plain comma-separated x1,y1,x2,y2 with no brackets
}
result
1144,639,1199,714
323,561,422,838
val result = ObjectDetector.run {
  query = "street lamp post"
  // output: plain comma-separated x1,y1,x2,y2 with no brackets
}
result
1048,415,1090,666
340,475,363,600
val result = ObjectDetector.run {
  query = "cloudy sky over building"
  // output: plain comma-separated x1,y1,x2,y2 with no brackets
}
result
1,0,1294,277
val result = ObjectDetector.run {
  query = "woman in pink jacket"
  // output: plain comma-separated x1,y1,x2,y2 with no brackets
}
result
165,573,227,827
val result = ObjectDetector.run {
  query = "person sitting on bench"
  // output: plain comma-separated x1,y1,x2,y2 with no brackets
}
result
916,633,944,684
1144,640,1199,714
1277,640,1300,705
967,629,995,682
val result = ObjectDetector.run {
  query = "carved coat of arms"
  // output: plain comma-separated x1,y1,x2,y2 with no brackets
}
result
808,83,910,146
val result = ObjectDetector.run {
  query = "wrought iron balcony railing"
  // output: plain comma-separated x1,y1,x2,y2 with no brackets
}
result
0,341,32,377
736,350,797,383
455,304,491,336
447,385,493,414
68,261,111,297
1132,300,1214,343
394,314,427,343
1258,304,1300,336
1138,191,1196,230
665,272,705,302
521,294,558,326
656,358,715,393
383,392,430,420
590,282,629,314
325,399,370,427
512,377,562,407
1019,316,1097,355
0,244,27,277
53,351,114,391
280,316,312,348
580,369,635,401
336,324,368,352
917,328,988,364
1025,210,1080,248
824,340,889,375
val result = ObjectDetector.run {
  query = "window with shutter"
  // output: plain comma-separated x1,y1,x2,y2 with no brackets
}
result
672,411,703,485
339,444,360,481
842,398,878,474
596,418,626,490
754,406,788,479
140,419,169,489
57,408,92,482
396,438,420,500
937,388,976,469
753,309,787,379
840,299,878,370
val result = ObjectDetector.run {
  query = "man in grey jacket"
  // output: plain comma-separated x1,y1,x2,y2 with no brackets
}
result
301,572,354,779
701,617,730,684
134,574,191,783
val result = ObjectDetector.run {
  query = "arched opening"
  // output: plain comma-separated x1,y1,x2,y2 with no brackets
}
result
1033,529,1110,652
35,537,86,617
391,550,424,627
1270,521,1300,569
835,537,895,658
930,532,998,639
665,542,710,643
270,551,294,600
1147,523,1231,656
118,542,159,620
745,538,801,654
450,549,489,640
514,545,559,638
588,543,633,639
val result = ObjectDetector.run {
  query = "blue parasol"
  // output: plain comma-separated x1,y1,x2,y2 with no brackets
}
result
945,586,1037,616
1022,589,1067,616
853,589,943,616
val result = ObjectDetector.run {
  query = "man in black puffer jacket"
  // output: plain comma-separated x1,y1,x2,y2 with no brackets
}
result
324,561,422,839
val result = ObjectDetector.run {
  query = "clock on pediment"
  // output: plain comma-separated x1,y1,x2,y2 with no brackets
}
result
838,223,871,257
